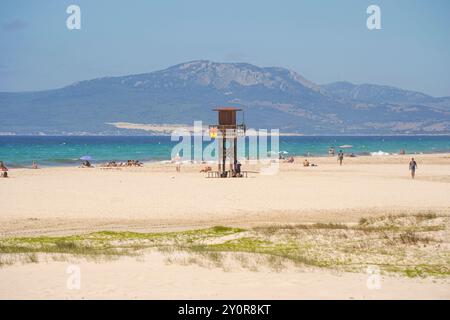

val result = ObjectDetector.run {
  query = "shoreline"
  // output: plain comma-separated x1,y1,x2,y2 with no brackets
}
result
2,135,449,168
4,150,450,169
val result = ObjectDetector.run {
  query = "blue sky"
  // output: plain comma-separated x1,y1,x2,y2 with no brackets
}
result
1,0,449,96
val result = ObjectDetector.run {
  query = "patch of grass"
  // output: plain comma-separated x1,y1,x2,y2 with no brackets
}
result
414,212,437,221
356,213,445,233
55,240,78,250
0,226,245,264
197,251,225,269
92,226,244,241
398,231,434,245
0,216,448,278
264,255,286,272
253,223,349,236
24,253,39,264
209,237,273,251
358,212,440,226
185,237,330,269
0,237,127,257
385,264,450,278
0,256,14,268
404,268,424,278
359,217,368,225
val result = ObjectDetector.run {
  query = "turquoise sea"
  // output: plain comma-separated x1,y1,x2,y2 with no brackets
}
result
0,135,449,168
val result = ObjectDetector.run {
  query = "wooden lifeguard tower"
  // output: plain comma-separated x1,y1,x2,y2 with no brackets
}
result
209,107,246,177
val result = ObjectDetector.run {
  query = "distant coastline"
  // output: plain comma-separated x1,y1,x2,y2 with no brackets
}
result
1,120,450,137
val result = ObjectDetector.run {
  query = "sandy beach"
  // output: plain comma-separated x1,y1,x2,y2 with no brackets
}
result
1,153,449,299
1,153,450,236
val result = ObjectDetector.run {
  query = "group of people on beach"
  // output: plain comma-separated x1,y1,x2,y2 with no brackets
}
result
104,160,143,167
0,153,420,179
0,161,39,176
281,148,418,179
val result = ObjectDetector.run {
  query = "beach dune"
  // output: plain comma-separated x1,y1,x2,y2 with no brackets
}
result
1,252,449,300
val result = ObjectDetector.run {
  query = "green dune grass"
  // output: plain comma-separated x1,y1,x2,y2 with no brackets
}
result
0,214,448,277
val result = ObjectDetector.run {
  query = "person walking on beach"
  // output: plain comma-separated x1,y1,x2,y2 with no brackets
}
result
409,158,418,179
337,150,344,166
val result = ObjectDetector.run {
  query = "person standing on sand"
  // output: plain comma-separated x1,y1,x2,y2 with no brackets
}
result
409,158,418,179
174,153,181,172
337,150,344,166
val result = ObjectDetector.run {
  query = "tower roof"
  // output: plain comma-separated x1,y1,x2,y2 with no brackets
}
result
213,107,242,111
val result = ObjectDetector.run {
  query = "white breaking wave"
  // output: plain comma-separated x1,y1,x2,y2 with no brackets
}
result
370,150,390,156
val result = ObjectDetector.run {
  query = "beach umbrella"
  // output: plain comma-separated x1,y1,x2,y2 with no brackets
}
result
80,155,93,161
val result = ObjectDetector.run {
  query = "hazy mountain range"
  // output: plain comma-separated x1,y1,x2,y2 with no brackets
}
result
1,60,449,135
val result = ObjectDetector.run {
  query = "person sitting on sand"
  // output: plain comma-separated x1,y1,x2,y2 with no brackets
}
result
284,156,294,163
105,161,116,167
303,159,310,167
0,161,8,177
232,160,242,177
200,166,212,173
81,160,93,168
31,161,38,169
409,158,418,179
